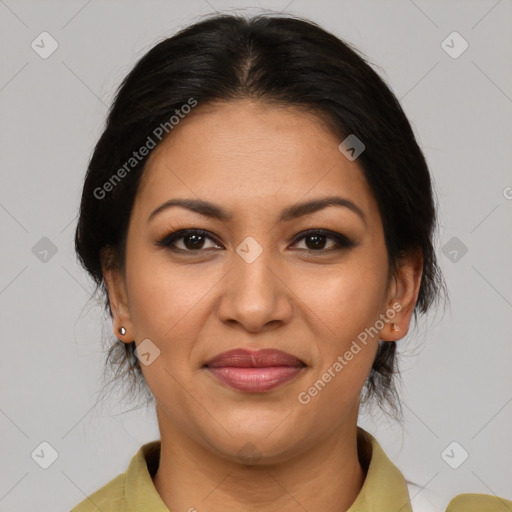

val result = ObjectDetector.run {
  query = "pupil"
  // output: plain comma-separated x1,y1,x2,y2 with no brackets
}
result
182,234,328,251
307,235,325,250
185,234,204,250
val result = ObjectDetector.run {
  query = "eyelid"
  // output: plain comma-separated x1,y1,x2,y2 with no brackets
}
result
157,228,221,249
156,227,357,253
290,230,358,254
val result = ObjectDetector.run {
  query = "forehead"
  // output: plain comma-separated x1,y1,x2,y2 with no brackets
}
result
135,99,379,225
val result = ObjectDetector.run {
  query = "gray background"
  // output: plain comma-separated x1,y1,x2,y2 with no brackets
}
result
1,0,511,510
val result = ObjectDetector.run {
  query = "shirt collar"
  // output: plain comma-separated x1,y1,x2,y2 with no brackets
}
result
348,427,412,511
124,427,412,512
125,439,169,511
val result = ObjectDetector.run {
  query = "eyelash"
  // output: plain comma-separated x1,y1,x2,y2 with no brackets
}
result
156,228,357,254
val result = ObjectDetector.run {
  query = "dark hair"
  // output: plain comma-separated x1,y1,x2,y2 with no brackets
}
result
74,12,448,418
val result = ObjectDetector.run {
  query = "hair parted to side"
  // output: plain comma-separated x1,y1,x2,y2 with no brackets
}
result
74,12,449,419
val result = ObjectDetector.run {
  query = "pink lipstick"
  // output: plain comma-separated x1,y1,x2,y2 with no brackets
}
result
204,348,306,392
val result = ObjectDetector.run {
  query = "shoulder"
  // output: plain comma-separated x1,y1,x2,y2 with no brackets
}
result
69,440,162,512
406,482,512,512
70,473,126,512
445,493,512,511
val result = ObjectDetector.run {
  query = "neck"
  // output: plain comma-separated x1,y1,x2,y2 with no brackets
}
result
153,406,366,512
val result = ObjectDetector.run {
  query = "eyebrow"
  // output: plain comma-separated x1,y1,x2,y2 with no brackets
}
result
147,196,367,226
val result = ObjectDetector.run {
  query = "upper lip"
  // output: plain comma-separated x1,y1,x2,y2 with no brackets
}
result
204,349,306,368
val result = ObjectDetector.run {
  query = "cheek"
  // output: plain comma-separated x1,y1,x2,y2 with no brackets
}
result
295,252,388,335
126,259,211,406
125,242,212,340
292,251,387,392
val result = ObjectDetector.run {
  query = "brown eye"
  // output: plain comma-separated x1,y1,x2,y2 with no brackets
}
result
292,230,357,252
157,228,357,254
157,229,221,252
298,233,334,250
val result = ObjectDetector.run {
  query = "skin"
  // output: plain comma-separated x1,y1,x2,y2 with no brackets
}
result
102,98,423,511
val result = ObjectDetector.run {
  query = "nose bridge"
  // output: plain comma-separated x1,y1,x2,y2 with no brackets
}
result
217,236,292,330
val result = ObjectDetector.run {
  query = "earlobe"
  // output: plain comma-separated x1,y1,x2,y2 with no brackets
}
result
101,251,134,343
382,248,423,341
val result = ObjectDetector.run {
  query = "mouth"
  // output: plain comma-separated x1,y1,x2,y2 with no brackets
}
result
203,348,307,393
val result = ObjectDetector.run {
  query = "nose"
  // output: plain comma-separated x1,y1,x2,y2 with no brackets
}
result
216,247,294,333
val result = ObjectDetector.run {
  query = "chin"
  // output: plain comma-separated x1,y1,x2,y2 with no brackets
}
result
198,413,312,466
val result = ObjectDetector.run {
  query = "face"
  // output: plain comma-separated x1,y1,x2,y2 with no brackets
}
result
103,99,421,464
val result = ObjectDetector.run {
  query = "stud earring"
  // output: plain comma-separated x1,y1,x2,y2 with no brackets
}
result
119,326,126,336
391,323,401,332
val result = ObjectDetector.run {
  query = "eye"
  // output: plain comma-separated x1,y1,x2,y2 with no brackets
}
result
291,229,357,252
157,229,221,252
157,228,357,254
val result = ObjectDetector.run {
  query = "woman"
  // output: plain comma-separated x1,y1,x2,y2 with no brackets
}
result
71,13,511,512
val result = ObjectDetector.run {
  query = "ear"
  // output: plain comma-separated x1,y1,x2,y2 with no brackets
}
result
380,247,423,341
101,247,134,344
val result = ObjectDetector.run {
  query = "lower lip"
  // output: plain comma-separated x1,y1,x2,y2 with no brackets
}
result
205,366,305,392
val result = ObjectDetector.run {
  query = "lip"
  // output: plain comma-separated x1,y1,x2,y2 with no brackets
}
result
203,349,306,392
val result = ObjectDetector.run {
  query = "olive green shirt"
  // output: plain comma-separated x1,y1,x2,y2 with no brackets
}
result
70,427,511,511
